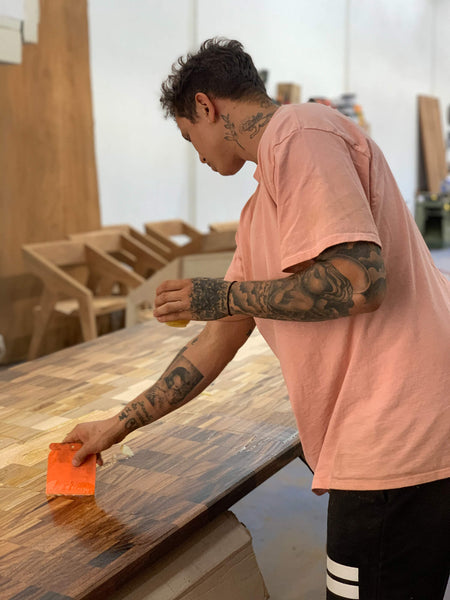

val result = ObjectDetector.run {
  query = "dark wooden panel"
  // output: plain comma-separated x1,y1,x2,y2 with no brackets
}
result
0,321,300,599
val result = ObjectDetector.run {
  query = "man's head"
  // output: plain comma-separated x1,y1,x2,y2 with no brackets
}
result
160,38,269,123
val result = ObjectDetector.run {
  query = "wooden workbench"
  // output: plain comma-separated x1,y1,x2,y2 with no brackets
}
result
0,320,301,600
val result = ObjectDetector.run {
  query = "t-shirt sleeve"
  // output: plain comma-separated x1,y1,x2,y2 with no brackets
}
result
224,230,245,282
271,127,381,272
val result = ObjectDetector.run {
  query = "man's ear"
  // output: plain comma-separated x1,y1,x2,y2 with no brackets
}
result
194,92,217,123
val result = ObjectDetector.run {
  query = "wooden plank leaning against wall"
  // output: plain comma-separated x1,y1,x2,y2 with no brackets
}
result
0,0,100,364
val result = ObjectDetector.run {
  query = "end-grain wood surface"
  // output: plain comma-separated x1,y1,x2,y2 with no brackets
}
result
0,320,300,600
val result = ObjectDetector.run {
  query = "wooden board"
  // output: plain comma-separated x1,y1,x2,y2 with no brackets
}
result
418,95,447,193
0,321,301,599
0,0,100,364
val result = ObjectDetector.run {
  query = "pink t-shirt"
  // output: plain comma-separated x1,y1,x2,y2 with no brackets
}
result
226,103,450,493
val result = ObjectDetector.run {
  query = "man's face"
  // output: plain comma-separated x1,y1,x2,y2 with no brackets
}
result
175,113,246,176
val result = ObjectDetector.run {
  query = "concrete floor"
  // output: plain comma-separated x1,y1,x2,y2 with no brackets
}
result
232,459,328,600
231,248,450,600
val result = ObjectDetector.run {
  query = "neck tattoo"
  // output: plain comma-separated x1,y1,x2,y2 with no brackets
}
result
221,114,245,149
239,110,276,139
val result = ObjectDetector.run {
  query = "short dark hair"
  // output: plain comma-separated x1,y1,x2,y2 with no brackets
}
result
160,38,269,122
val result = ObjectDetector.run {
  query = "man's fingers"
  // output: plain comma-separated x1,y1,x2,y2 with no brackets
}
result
63,425,82,444
59,417,124,467
155,291,190,310
72,444,93,467
154,280,195,321
157,311,191,323
156,279,190,295
154,301,188,318
155,295,184,311
154,287,193,321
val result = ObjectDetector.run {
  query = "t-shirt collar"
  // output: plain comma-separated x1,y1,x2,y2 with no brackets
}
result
253,105,284,183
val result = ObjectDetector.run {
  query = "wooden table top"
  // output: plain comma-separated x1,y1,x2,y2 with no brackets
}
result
0,320,301,600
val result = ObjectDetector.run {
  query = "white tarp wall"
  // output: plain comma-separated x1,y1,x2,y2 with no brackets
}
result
87,0,450,231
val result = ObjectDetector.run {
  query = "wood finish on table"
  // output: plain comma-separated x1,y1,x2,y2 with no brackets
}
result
0,321,300,600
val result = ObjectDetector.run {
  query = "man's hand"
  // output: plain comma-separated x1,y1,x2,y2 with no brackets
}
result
63,416,127,467
154,277,233,323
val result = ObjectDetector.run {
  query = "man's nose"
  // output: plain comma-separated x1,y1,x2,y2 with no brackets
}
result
199,154,207,164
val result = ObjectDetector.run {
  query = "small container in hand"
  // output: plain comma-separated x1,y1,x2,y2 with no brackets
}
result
166,320,190,328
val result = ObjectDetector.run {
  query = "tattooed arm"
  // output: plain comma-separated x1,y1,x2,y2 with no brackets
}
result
154,242,386,323
63,316,255,466
229,241,386,321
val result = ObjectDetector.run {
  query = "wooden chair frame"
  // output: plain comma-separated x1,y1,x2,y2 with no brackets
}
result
22,240,144,359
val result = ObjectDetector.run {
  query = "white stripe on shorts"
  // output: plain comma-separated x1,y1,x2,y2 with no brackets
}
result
327,556,359,581
327,556,359,598
326,574,359,599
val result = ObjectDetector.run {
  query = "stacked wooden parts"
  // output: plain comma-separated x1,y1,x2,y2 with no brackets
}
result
144,219,237,259
23,220,238,359
209,220,240,233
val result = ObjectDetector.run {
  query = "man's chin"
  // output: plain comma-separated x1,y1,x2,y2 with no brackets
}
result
219,161,245,176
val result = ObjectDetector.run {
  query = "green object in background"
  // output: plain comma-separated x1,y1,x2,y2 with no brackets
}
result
415,193,450,249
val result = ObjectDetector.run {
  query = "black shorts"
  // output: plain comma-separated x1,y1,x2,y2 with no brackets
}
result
326,478,450,599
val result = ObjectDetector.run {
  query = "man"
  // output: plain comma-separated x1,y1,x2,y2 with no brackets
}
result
65,39,450,599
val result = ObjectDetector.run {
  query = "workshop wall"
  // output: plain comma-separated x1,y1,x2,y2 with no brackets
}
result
87,0,192,229
87,0,450,231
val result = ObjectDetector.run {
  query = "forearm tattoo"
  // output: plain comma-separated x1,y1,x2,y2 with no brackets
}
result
118,400,153,430
117,340,204,431
189,278,231,320
229,242,386,322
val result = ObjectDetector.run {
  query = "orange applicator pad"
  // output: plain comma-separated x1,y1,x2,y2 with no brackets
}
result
46,443,96,496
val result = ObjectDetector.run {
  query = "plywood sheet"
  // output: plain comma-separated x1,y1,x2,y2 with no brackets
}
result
0,0,100,363
418,95,447,193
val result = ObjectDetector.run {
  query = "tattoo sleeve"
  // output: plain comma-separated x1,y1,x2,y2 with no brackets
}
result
228,242,386,322
116,338,204,433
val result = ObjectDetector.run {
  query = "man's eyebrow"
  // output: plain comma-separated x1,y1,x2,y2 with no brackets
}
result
182,133,190,142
